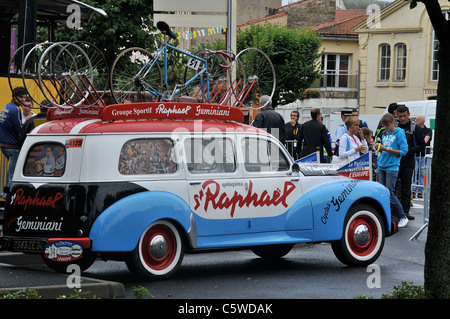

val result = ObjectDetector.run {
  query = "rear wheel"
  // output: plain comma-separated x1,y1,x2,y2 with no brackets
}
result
331,204,385,266
126,220,184,280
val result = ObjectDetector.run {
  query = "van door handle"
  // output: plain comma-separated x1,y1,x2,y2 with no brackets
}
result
291,178,300,182
190,181,202,185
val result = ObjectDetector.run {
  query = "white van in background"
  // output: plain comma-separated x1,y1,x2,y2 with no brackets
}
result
383,100,436,149
384,100,436,130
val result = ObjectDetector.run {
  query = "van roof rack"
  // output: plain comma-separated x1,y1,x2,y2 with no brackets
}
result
47,102,244,123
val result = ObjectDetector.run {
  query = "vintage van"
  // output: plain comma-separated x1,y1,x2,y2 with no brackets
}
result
0,102,395,279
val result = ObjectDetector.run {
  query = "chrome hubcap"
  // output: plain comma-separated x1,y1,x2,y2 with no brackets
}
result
354,224,370,246
149,235,169,259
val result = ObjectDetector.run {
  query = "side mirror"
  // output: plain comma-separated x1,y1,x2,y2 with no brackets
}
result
291,163,300,173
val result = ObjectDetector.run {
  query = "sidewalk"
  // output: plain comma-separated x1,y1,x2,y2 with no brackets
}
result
0,252,125,299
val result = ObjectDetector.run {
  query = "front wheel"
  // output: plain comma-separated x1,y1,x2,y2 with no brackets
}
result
126,220,184,280
331,204,385,266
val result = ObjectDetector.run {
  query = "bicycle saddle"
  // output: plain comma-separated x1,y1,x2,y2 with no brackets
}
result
157,21,178,40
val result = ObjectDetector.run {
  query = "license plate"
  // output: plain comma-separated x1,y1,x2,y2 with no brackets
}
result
12,239,46,251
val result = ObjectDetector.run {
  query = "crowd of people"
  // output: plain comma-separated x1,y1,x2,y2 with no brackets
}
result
252,96,433,228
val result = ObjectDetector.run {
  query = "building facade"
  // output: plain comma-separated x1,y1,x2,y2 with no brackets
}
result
355,0,447,114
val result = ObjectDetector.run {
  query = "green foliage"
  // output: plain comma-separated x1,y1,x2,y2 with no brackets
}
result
56,289,97,299
236,24,323,105
131,285,153,299
0,287,41,299
39,0,160,65
381,282,430,299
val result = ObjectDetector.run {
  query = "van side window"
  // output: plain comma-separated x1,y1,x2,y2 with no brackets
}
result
24,143,66,177
184,137,236,174
241,137,289,172
119,139,177,175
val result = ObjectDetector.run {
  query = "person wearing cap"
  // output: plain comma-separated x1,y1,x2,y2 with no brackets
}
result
334,109,352,157
0,87,26,198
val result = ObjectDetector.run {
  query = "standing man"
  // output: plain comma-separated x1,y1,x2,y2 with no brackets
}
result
252,95,286,145
297,108,333,163
0,87,27,198
396,105,425,220
21,96,36,124
352,108,368,129
413,115,432,198
285,111,301,159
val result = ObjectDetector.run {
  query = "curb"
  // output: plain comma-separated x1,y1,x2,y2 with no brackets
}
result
0,252,125,299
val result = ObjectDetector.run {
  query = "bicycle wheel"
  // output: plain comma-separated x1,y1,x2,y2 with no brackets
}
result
74,41,109,106
183,49,234,105
110,47,163,104
38,42,95,108
231,48,276,110
9,42,55,109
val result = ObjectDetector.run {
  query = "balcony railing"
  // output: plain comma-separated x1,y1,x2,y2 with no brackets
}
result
312,70,359,90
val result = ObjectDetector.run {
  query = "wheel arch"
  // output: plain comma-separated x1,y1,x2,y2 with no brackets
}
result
89,191,192,252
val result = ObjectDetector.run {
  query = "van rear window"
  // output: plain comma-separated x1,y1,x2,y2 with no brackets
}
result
23,143,66,177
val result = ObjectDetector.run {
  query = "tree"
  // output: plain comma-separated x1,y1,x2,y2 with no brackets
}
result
46,0,158,65
409,0,450,298
236,24,323,105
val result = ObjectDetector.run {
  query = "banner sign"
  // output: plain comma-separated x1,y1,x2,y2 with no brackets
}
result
296,151,320,164
336,152,373,181
102,102,244,122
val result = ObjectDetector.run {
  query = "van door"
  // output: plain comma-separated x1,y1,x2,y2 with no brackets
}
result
239,136,311,233
185,135,250,237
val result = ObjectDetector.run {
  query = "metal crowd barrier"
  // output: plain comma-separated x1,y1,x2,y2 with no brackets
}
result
410,154,432,241
285,140,298,160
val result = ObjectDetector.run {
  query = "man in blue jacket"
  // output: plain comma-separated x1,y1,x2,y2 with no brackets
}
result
0,87,27,197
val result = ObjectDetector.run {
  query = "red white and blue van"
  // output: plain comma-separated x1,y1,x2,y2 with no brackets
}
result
0,102,396,279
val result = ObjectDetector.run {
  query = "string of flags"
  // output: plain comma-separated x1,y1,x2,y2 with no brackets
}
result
177,28,226,40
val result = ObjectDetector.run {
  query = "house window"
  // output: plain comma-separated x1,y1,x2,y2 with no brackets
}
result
394,43,407,81
431,11,450,82
321,54,350,88
379,44,391,81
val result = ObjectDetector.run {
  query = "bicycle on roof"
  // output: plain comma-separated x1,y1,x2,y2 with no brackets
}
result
110,21,276,109
109,21,237,105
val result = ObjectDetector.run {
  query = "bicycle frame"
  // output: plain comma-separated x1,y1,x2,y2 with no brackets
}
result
137,35,210,101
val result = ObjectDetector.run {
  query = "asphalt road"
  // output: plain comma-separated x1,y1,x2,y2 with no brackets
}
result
83,198,428,299
0,198,428,300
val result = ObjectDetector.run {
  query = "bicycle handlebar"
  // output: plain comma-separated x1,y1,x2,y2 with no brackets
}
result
213,50,233,69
